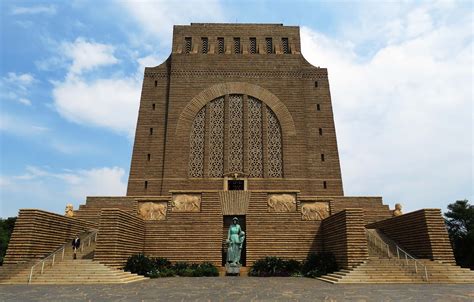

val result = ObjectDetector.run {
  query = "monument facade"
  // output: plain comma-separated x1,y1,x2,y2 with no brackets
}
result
4,24,455,273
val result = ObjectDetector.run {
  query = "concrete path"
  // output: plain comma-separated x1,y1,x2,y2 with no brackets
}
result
1,277,473,301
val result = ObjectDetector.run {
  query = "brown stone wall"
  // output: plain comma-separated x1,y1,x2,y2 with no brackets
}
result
329,196,392,224
74,196,137,225
4,209,96,264
143,192,222,265
366,209,455,263
94,209,145,268
127,23,343,197
321,209,368,268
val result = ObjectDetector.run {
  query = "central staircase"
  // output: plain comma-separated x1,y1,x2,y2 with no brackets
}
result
318,229,474,284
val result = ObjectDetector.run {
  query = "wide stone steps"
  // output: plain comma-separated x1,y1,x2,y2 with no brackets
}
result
1,259,148,284
318,258,474,284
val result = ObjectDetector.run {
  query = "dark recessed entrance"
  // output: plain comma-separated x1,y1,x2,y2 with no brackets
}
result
228,180,244,190
222,215,246,266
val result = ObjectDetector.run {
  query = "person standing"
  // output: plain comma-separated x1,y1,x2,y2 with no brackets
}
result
72,235,81,259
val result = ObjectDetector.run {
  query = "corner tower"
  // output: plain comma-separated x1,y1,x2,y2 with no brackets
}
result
127,23,343,196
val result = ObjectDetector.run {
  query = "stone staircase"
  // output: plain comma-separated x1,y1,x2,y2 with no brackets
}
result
0,230,147,284
318,228,474,284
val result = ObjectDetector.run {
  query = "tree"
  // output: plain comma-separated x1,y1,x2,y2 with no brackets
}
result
444,200,474,269
0,217,17,265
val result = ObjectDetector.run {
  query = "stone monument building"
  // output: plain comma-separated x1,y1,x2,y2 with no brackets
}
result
5,24,467,284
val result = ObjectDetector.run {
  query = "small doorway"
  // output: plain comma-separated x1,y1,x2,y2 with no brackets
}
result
228,180,244,190
222,215,246,266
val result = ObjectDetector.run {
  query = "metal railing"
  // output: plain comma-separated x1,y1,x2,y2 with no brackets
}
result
27,230,98,284
365,229,429,281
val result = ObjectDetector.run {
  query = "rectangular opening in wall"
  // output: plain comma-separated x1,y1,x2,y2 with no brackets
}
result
233,37,241,54
147,153,151,161
217,37,224,54
317,104,321,111
249,37,256,54
144,181,148,189
228,180,244,190
282,38,289,54
323,181,327,189
152,103,156,110
201,37,208,54
319,128,322,135
321,154,325,161
154,80,157,87
184,37,192,54
265,38,273,54
150,128,153,135
314,81,318,88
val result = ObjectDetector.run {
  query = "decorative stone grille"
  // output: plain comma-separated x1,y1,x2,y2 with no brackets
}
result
208,97,224,177
267,106,283,177
188,107,205,177
229,95,243,173
188,94,282,178
248,97,263,177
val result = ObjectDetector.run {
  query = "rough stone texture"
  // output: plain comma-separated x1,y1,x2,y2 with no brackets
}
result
366,209,456,264
137,201,167,220
127,23,344,196
301,201,330,220
3,209,96,264
321,209,369,268
267,193,296,212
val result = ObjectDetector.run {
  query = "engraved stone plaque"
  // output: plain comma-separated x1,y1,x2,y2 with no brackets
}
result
138,201,167,221
267,194,297,212
301,201,330,220
171,194,201,212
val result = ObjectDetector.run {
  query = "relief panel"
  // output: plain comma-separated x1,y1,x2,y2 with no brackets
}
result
268,194,296,212
171,194,202,212
138,201,168,221
301,201,330,220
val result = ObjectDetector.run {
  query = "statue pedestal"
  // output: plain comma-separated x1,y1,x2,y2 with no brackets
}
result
225,263,241,275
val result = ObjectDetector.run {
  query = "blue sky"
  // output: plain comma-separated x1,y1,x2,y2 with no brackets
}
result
0,0,472,218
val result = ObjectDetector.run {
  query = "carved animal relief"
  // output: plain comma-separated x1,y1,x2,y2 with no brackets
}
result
301,201,330,220
267,194,296,212
171,194,201,212
138,201,167,221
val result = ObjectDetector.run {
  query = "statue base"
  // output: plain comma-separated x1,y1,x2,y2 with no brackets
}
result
225,263,241,275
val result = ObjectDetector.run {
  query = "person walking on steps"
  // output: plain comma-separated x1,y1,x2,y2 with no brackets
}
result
72,235,81,259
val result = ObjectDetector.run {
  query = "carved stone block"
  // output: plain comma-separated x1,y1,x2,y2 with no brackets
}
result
301,201,330,220
138,201,167,220
171,194,201,212
267,194,296,212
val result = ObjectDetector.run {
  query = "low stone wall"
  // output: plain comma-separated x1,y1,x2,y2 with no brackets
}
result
329,196,392,225
4,209,96,264
94,208,145,268
321,208,368,268
366,209,455,263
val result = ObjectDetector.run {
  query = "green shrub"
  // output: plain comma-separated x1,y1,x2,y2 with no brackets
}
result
124,254,154,276
302,252,338,278
249,256,299,277
123,255,219,278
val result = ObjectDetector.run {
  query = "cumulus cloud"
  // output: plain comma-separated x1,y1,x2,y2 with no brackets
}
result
62,38,119,76
10,5,57,15
300,4,472,212
53,77,140,136
1,166,127,217
116,0,225,42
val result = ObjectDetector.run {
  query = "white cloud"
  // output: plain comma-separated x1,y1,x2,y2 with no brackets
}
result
62,38,119,76
3,72,35,90
17,98,32,106
10,5,57,15
1,166,127,217
52,77,140,137
300,4,472,213
116,0,225,44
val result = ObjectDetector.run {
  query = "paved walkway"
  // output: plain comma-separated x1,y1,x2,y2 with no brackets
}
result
1,277,473,301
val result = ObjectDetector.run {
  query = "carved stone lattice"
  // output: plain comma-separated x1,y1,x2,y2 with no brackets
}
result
208,97,224,177
188,107,205,177
248,97,263,177
228,95,243,173
138,201,167,220
267,106,283,177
